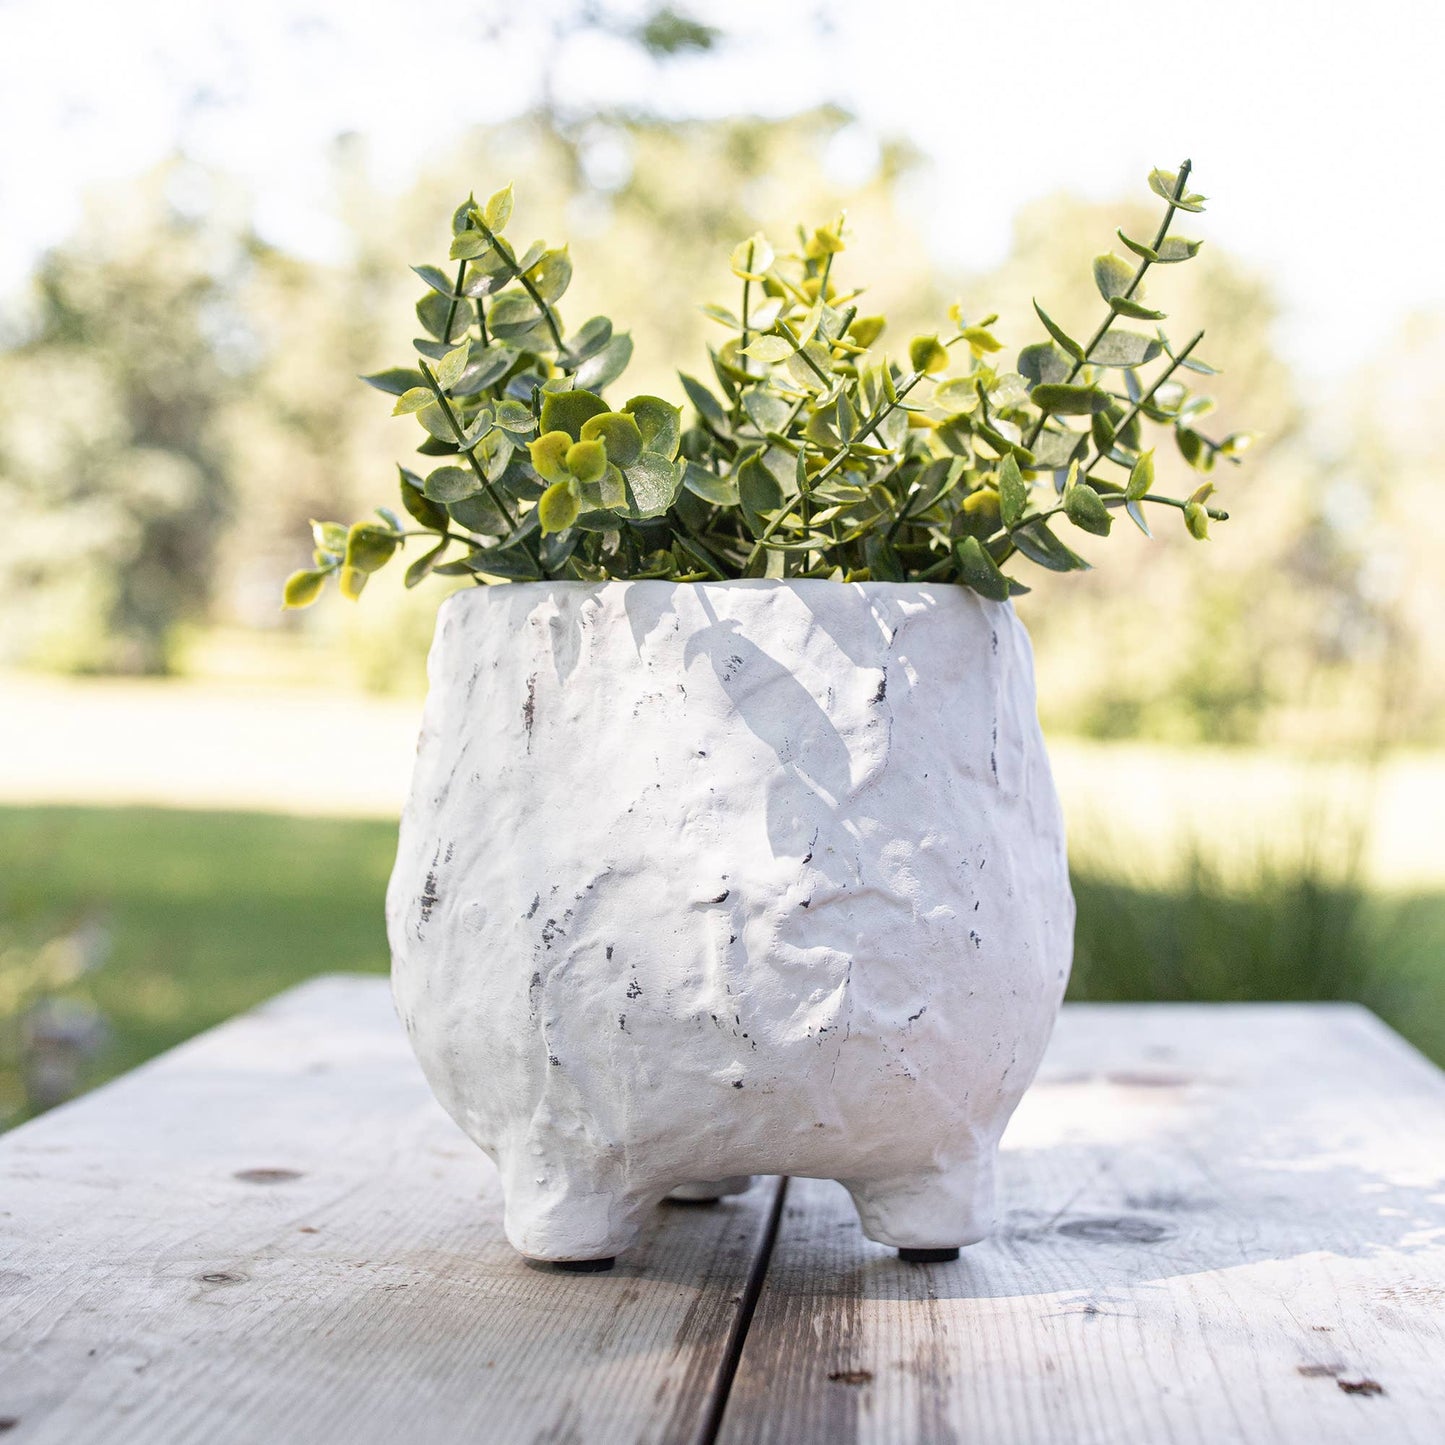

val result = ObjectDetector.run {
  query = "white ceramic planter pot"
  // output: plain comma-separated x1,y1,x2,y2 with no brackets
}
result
387,580,1073,1266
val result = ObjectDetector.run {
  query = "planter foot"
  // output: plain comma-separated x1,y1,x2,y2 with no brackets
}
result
898,1246,960,1264
665,1176,754,1205
552,1257,616,1273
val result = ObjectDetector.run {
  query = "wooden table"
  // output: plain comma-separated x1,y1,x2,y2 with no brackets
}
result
3,977,1443,1444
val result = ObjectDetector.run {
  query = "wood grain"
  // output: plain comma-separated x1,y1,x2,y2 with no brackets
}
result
715,1003,1445,1444
0,976,779,1445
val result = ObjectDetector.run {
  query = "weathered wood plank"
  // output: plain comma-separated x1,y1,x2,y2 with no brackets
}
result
717,1004,1445,1445
0,976,777,1445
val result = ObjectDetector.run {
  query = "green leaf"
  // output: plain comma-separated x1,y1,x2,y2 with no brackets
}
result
849,315,886,348
416,402,457,443
338,565,368,600
730,233,774,281
1148,168,1207,212
1091,410,1116,453
1010,520,1091,572
864,534,905,582
737,451,784,537
310,519,348,558
1064,482,1113,536
1092,253,1134,302
1017,343,1072,388
399,468,449,531
740,387,792,434
1086,331,1162,368
345,522,400,573
1126,449,1155,501
466,543,543,581
1110,295,1167,321
575,333,633,391
434,339,470,392
392,387,435,416
1031,384,1110,416
283,568,330,609
997,453,1028,529
1028,429,1086,470
679,373,729,433
580,411,644,468
482,183,513,231
933,377,981,414
538,479,580,534
1125,499,1152,537
528,430,573,484
908,334,949,374
423,466,481,503
683,461,739,507
540,389,610,441
620,453,684,519
362,367,427,397
623,395,682,459
446,493,510,536
404,540,449,588
1116,230,1159,263
493,399,537,434
416,290,470,339
1177,427,1213,470
954,535,1011,602
1155,236,1203,263
562,316,613,366
962,326,1003,355
450,230,494,262
1033,300,1086,362
526,247,572,304
744,335,794,364
565,439,608,484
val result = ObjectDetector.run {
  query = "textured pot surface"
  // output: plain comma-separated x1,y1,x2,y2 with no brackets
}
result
387,580,1073,1261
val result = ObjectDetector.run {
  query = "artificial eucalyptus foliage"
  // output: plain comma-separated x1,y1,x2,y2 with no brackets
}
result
286,161,1245,607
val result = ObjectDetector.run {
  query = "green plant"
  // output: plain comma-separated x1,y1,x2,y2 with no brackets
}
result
285,161,1245,606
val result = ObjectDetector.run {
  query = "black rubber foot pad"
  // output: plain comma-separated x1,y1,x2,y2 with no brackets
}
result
898,1246,960,1264
553,1256,616,1273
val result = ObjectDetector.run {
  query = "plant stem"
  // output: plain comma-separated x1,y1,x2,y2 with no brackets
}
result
441,261,468,345
1024,159,1193,448
468,216,566,353
418,361,520,533
1079,330,1204,478
1106,490,1229,521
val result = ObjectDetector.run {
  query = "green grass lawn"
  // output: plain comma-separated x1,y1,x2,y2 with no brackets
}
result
1,807,395,1090
2,804,1442,1115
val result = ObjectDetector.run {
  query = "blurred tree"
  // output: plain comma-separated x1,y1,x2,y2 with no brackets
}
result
0,167,244,673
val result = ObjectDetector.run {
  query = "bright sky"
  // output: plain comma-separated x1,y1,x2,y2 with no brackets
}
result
2,0,1441,379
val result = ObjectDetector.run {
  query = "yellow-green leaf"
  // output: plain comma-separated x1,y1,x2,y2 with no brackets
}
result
282,568,330,609
909,335,949,375
434,339,470,392
538,479,580,534
729,233,774,281
1126,449,1155,500
528,430,573,484
392,387,434,416
482,183,513,231
743,335,794,364
338,565,368,600
579,410,644,468
566,439,607,484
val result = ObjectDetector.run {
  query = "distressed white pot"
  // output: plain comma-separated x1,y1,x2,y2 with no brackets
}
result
387,580,1073,1266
